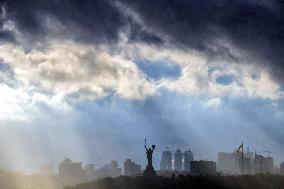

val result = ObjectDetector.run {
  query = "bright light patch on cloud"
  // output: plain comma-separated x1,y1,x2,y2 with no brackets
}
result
0,37,282,110
205,98,222,108
0,84,29,121
0,41,157,102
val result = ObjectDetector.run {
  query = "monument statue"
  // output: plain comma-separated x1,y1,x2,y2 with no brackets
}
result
143,139,157,177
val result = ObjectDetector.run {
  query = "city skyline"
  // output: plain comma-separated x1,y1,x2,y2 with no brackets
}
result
5,143,282,175
34,144,283,178
0,0,284,175
0,140,283,189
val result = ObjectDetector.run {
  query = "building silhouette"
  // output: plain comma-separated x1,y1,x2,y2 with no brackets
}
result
218,151,254,175
160,149,172,171
59,158,85,178
280,162,284,175
184,149,194,171
39,164,53,176
190,160,216,175
124,159,141,176
174,149,183,171
58,158,86,185
84,164,95,180
96,160,121,178
59,158,72,177
218,150,275,175
253,153,273,174
244,151,254,174
218,152,235,174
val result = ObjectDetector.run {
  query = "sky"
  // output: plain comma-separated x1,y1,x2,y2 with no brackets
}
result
0,0,284,173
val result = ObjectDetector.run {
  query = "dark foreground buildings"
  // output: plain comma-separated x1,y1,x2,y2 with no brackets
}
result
65,175,284,189
160,149,172,171
58,158,122,185
184,149,194,171
280,162,284,175
174,149,183,171
190,160,217,175
124,159,141,176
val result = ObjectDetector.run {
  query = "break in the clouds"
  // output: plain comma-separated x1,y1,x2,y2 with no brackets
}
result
0,0,284,171
2,0,282,82
0,0,283,102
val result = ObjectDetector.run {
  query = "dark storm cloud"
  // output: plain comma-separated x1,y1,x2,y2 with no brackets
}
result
0,0,162,44
122,0,284,83
0,30,14,42
1,0,284,83
0,0,123,43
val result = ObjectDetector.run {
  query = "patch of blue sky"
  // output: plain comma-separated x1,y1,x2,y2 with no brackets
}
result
208,66,223,75
74,88,284,164
0,62,19,88
0,62,10,71
2,88,284,171
135,59,181,80
251,73,260,80
216,74,236,85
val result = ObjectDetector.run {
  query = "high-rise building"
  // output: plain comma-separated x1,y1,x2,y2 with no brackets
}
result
263,156,273,173
174,149,182,171
39,164,53,176
218,151,254,175
58,158,86,185
124,159,141,176
184,149,194,171
218,152,235,174
59,158,72,177
254,153,273,174
190,160,216,175
97,161,122,178
59,158,85,178
280,162,284,175
85,164,95,180
160,150,172,171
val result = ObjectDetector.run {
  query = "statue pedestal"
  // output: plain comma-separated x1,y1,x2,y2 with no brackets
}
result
143,165,156,177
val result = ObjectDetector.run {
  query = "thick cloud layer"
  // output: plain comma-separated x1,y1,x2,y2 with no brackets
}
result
0,0,124,43
122,0,284,82
2,0,284,83
0,0,283,119
0,0,162,46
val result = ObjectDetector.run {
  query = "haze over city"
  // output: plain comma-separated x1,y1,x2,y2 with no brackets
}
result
0,0,284,177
